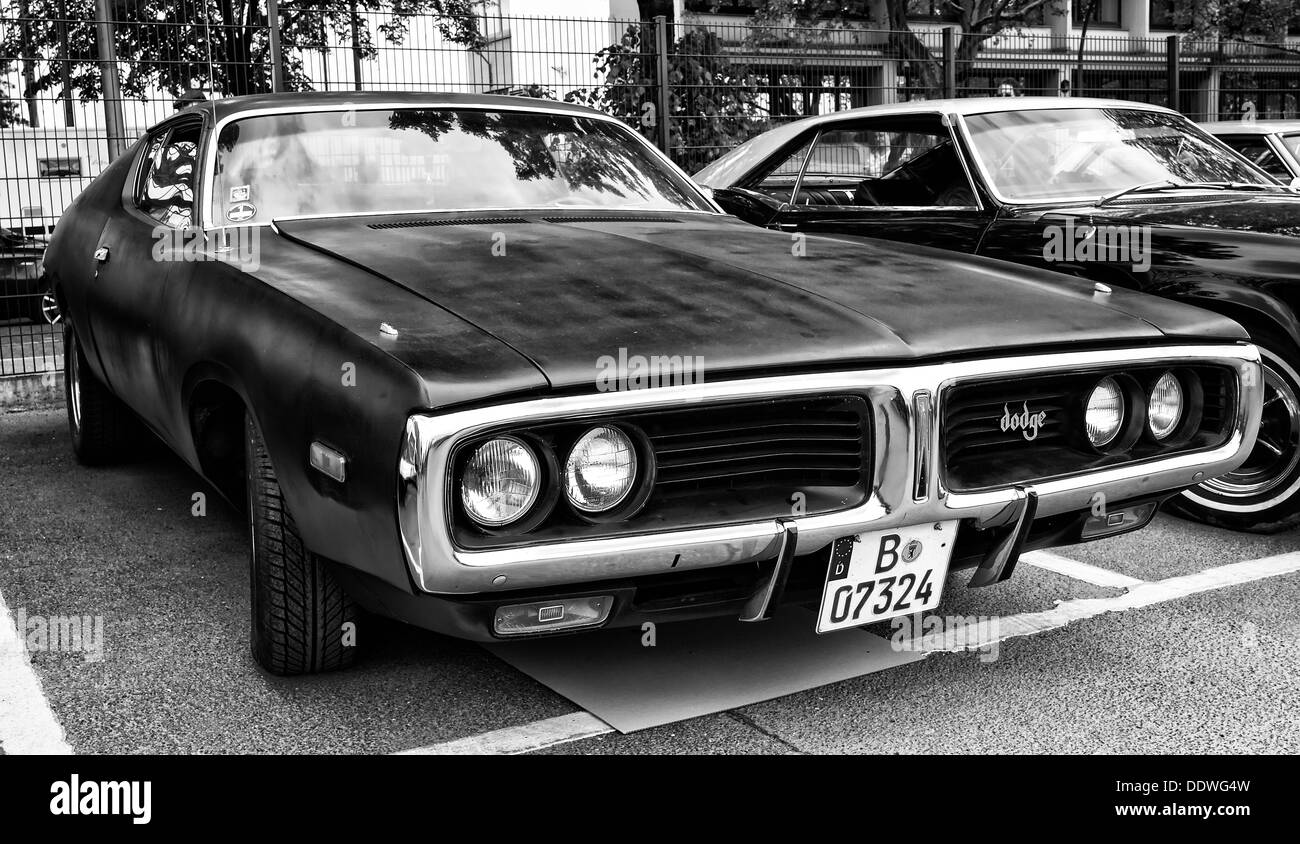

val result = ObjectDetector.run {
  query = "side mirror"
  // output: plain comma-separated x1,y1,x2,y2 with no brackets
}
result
709,187,784,226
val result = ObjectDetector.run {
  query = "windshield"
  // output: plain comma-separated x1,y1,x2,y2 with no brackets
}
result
1284,133,1300,161
210,108,711,224
962,107,1272,202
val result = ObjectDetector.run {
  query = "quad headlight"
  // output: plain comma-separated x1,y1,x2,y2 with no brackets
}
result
564,425,637,513
460,436,541,527
1085,376,1125,447
1147,371,1184,440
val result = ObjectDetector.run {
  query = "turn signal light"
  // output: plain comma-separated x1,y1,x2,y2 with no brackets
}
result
493,596,613,636
1080,501,1158,540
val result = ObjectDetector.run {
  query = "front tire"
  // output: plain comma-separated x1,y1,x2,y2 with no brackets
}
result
1170,332,1300,533
245,413,359,675
64,322,139,464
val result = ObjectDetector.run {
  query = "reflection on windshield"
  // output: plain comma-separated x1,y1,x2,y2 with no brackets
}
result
963,108,1271,202
211,108,710,224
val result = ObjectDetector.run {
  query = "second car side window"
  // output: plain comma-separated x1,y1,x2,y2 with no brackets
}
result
795,117,978,208
1219,136,1289,180
136,124,201,228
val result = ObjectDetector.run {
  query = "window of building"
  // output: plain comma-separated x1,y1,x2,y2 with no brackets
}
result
37,157,81,178
1073,0,1122,28
1149,0,1176,29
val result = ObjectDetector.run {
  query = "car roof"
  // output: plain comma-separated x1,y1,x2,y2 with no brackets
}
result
759,96,1175,130
169,90,607,127
1200,120,1300,135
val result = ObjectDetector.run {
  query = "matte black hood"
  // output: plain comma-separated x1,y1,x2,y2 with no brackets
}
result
276,212,1245,390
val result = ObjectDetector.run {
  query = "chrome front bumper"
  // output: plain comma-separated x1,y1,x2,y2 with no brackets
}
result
398,344,1262,595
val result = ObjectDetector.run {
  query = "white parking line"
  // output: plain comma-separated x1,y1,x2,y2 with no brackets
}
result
917,550,1300,654
397,550,1300,755
396,711,612,755
0,589,72,754
1022,550,1145,589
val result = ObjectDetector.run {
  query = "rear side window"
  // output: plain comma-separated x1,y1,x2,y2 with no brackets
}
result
1218,135,1290,180
136,123,201,228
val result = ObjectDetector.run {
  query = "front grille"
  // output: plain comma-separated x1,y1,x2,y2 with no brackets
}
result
642,398,866,489
942,364,1236,491
453,395,871,548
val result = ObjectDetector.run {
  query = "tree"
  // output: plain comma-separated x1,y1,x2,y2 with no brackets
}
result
1174,0,1296,43
742,0,1062,98
0,0,486,126
565,23,763,172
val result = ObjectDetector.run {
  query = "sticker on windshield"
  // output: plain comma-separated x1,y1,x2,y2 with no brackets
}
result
226,202,256,222
229,185,251,202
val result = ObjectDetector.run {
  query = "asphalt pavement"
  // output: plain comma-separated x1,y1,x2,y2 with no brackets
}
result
1,406,1297,754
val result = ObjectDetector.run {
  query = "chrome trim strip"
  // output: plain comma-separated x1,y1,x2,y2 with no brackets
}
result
739,519,799,623
398,344,1262,595
912,390,933,503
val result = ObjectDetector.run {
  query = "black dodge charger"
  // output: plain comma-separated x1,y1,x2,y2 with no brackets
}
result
43,92,1261,674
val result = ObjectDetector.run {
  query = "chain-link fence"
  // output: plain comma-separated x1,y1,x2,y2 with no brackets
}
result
3,2,1300,376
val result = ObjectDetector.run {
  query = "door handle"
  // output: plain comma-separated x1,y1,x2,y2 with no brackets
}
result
93,246,109,263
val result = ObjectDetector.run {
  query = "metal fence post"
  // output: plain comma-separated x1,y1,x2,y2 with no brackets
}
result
1166,34,1181,113
653,15,671,155
942,27,956,99
93,0,127,160
268,0,284,93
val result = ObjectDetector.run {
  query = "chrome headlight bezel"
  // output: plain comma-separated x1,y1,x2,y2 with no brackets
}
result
1147,370,1184,441
563,425,639,515
458,435,546,528
1084,375,1126,448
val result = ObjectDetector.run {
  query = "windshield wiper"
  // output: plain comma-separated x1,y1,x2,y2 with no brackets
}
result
1190,181,1286,192
1099,179,1284,206
1096,180,1187,206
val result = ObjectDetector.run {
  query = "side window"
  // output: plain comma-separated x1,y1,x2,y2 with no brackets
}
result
793,116,977,208
1219,136,1289,180
136,123,201,228
749,138,814,204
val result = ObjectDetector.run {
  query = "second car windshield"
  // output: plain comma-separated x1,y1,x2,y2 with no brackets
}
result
962,107,1271,202
210,107,711,224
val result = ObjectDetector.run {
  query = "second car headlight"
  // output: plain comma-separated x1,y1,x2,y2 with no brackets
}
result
565,426,637,513
460,437,541,527
1147,371,1184,440
1085,376,1125,447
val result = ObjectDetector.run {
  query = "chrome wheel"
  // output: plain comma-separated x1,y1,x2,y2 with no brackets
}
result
68,331,82,433
42,292,61,324
1204,357,1300,500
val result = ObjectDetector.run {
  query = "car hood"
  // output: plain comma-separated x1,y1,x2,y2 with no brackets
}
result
275,212,1245,391
1065,192,1300,238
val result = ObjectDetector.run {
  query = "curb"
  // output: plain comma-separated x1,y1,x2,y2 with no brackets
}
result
0,372,65,410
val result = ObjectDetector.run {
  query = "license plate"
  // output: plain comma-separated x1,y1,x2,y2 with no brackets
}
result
816,521,957,634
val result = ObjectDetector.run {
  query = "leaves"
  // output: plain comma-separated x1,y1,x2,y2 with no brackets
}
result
0,0,484,125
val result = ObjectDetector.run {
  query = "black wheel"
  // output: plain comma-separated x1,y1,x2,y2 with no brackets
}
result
64,322,139,465
245,412,359,675
1170,331,1300,533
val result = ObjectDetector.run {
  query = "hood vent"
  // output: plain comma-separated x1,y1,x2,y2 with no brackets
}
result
368,217,530,229
542,215,680,224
